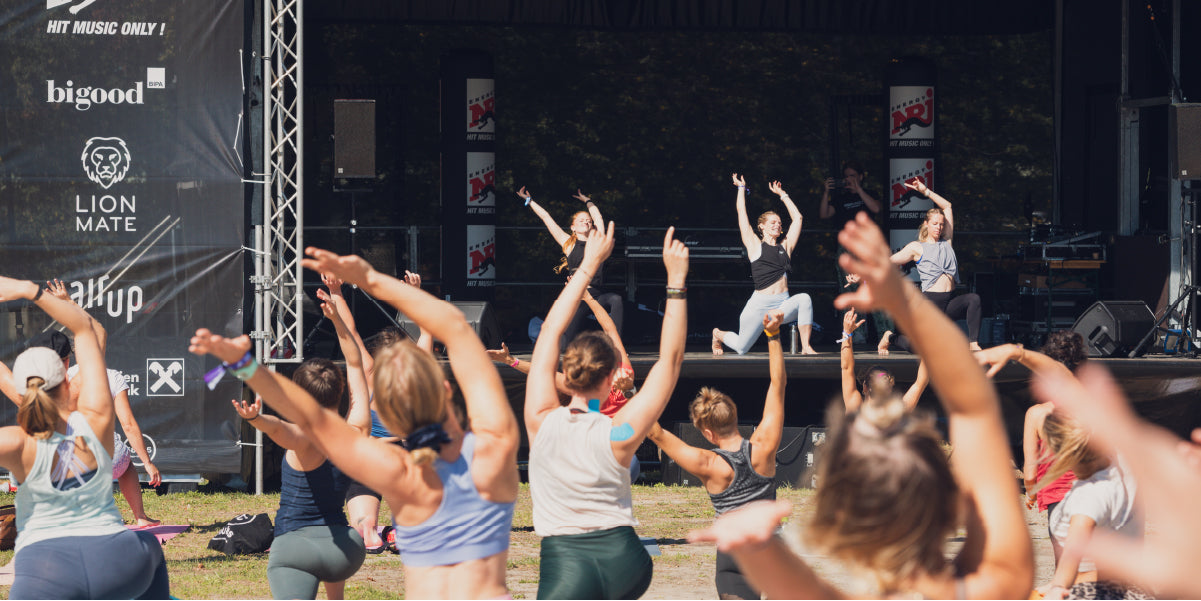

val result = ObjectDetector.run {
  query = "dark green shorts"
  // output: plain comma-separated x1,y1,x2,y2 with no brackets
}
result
537,526,653,600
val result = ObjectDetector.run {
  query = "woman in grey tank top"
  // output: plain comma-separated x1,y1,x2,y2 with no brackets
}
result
885,178,982,351
648,310,788,599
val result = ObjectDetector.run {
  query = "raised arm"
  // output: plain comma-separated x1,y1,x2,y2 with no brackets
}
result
647,422,723,485
317,287,370,434
976,343,1073,380
749,311,785,476
840,309,866,413
525,222,616,438
583,291,629,366
610,228,689,465
732,174,759,253
230,395,313,453
768,180,803,254
901,360,929,412
320,273,375,394
302,248,519,500
520,186,571,247
487,343,573,397
905,178,953,237
834,212,1031,598
574,189,605,232
891,240,923,265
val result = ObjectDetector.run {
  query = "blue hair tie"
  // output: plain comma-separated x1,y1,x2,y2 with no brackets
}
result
401,423,452,453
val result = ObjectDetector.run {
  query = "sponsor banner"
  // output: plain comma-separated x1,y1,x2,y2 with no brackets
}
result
466,151,496,213
466,224,496,286
0,0,246,474
465,78,495,142
888,85,934,149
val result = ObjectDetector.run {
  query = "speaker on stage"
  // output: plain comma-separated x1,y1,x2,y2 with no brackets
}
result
334,99,376,179
1071,300,1155,357
659,422,817,488
396,301,499,350
1169,104,1201,179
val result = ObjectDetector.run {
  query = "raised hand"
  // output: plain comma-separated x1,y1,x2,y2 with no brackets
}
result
46,278,70,302
301,248,375,289
230,395,264,421
516,185,531,200
731,173,746,188
768,180,787,197
687,499,793,554
572,189,591,203
834,213,907,314
485,342,513,364
763,310,784,334
403,270,422,288
844,273,861,288
581,221,616,268
824,177,836,191
842,309,865,334
321,272,344,296
316,288,340,320
662,226,690,287
188,328,252,365
974,344,1022,379
903,178,929,195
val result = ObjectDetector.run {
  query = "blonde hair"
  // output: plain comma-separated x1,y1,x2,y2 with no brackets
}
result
917,208,945,242
756,211,779,237
372,339,448,466
554,212,591,274
807,397,958,594
18,377,61,439
689,387,738,437
1035,410,1105,491
561,331,617,395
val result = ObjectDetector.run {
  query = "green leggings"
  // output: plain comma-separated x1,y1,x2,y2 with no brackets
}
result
537,526,653,600
266,525,365,600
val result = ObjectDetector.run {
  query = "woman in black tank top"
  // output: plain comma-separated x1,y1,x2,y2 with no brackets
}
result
648,310,788,599
711,174,816,355
519,186,623,349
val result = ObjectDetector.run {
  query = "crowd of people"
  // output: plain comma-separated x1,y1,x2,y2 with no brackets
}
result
1,174,1200,600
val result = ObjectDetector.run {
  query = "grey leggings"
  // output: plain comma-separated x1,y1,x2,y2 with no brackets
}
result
11,529,169,599
267,525,365,600
721,291,813,354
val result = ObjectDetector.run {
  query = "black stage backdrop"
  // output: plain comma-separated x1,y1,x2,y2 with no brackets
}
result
0,0,245,474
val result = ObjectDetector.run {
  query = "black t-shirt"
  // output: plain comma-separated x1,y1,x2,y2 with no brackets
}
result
566,238,603,288
829,188,880,228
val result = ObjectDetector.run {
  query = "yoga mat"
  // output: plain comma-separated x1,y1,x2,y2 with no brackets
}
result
129,524,190,544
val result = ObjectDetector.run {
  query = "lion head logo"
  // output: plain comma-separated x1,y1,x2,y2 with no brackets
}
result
81,137,131,189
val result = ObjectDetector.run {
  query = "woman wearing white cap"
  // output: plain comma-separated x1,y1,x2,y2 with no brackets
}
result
0,276,168,599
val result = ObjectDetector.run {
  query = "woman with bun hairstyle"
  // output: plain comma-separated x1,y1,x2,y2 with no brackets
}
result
647,310,787,600
0,276,168,599
839,308,928,414
520,186,623,347
689,213,1032,599
525,224,689,599
190,248,519,600
712,174,815,355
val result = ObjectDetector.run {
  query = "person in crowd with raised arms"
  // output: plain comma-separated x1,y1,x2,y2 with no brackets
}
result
519,185,623,347
689,212,1032,599
712,174,816,355
190,247,519,600
525,223,688,599
647,309,786,600
232,288,370,600
0,276,169,599
884,178,982,352
975,330,1086,565
839,307,928,414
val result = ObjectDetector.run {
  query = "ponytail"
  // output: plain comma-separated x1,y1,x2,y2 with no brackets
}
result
18,377,59,439
554,237,576,274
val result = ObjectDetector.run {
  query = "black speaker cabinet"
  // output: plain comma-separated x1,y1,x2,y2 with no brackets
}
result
1071,300,1155,357
334,99,376,178
1170,103,1201,180
659,422,820,488
396,301,499,350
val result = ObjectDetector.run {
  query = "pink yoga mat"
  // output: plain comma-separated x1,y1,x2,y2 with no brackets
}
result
128,524,190,544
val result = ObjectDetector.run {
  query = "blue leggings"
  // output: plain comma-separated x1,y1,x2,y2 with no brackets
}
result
720,291,813,354
11,529,169,599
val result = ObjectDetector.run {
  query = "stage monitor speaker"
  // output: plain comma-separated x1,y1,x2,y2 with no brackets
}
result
396,301,499,350
659,423,820,488
1071,300,1155,357
334,99,376,178
1169,103,1201,179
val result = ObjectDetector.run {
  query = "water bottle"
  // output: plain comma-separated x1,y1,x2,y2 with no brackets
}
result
789,324,799,354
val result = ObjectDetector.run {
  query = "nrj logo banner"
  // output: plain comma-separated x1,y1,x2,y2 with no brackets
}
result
0,0,248,474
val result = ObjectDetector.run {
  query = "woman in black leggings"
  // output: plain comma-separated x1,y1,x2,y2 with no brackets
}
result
885,179,982,351
518,186,623,348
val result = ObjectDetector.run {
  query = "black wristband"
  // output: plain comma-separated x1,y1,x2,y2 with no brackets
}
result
30,283,42,302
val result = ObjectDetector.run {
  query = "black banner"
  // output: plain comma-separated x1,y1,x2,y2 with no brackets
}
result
0,0,246,474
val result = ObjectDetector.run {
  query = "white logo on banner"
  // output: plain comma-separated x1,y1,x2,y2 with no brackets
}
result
466,224,496,286
68,276,144,324
146,68,165,89
81,136,130,189
118,432,157,465
46,0,98,15
466,152,496,213
48,80,144,111
147,359,185,396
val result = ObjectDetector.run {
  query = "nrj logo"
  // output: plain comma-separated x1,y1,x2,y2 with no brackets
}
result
81,137,131,189
890,87,934,137
46,0,99,15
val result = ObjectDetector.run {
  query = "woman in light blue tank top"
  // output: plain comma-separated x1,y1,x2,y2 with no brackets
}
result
190,249,519,599
0,276,168,599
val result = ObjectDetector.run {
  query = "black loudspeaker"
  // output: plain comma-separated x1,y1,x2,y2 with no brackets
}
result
334,99,376,178
396,301,500,350
659,423,820,488
1071,300,1155,357
1169,103,1201,180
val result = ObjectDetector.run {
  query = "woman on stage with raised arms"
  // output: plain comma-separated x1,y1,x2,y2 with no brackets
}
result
712,173,815,355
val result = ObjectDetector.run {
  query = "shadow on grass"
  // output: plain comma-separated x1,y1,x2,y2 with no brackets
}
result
656,538,690,546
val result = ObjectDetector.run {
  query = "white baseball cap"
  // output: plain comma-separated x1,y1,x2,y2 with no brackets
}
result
11,347,66,395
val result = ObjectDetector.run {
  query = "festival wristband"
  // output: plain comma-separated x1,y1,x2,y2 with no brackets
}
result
30,283,43,302
510,357,520,368
203,351,257,390
764,329,779,340
523,196,532,206
665,287,687,300
838,331,852,343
